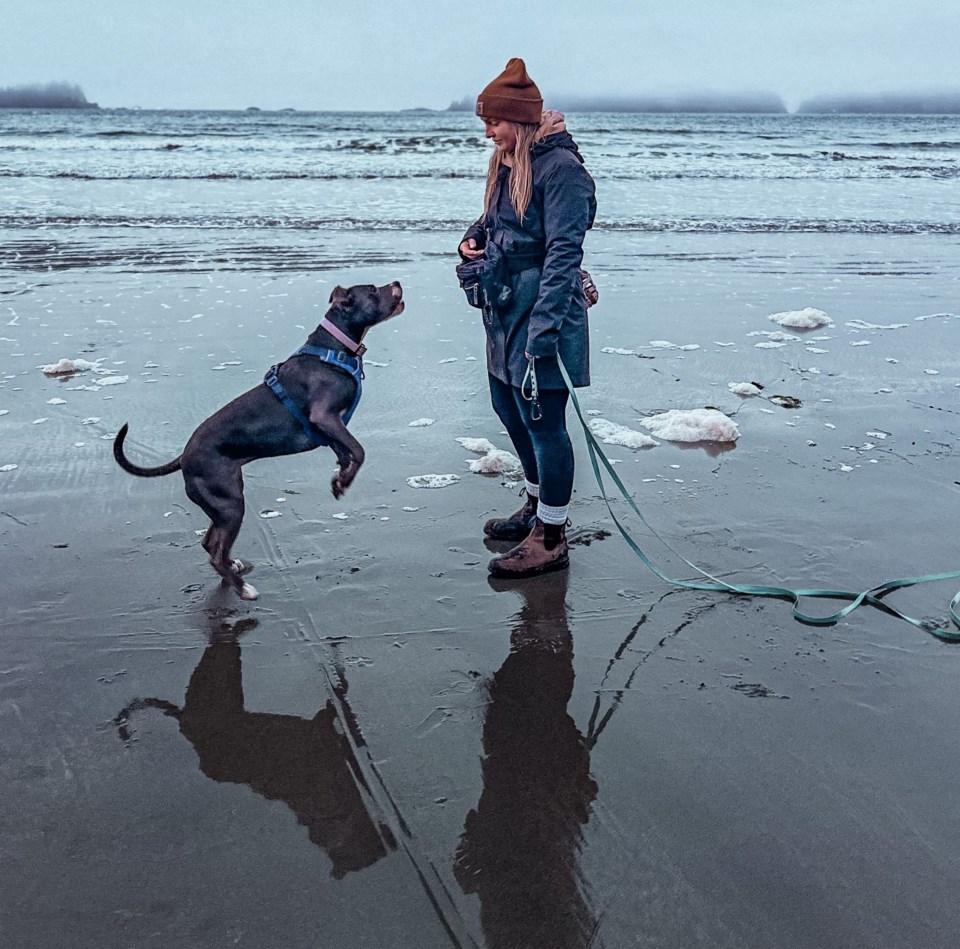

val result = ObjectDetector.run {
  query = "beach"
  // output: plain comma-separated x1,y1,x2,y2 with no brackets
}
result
2,110,960,948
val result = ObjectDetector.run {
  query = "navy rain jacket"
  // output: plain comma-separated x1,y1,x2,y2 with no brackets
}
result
461,131,597,389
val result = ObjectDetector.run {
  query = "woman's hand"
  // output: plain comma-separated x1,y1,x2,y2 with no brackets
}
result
580,269,599,307
459,238,485,261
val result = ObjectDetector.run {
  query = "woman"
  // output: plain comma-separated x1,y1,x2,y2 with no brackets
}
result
459,58,596,579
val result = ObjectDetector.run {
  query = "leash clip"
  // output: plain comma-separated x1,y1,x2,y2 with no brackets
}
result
521,356,542,422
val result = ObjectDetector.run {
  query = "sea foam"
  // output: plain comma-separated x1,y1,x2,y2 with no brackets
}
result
468,448,521,474
768,307,832,329
406,474,461,489
456,437,496,454
642,409,740,443
589,418,659,449
39,357,104,375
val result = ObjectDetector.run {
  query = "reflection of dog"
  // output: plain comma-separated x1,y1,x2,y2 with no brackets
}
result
114,610,396,878
113,282,404,599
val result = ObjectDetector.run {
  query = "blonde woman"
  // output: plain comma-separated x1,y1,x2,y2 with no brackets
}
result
459,58,596,579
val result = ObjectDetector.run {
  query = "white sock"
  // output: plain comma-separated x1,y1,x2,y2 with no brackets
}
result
525,480,540,498
537,501,568,526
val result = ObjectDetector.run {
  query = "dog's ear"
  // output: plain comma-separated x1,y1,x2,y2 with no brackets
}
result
329,285,357,312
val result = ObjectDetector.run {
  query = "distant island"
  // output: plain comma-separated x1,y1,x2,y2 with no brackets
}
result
796,92,960,114
0,82,98,109
447,92,788,114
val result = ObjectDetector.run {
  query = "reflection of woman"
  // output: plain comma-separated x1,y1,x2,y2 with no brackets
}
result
455,572,598,948
459,58,597,580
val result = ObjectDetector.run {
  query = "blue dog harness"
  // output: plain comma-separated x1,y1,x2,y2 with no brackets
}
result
263,345,363,447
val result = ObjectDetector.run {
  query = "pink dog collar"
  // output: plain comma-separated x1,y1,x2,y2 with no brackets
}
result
319,319,366,358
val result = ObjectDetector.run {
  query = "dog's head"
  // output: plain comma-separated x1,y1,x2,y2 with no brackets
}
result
327,282,404,338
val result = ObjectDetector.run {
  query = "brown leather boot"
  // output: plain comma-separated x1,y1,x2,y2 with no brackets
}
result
483,490,538,541
487,519,569,579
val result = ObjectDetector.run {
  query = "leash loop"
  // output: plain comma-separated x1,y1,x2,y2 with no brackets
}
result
558,357,960,642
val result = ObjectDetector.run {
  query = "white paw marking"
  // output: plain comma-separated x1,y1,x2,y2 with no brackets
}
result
239,583,259,601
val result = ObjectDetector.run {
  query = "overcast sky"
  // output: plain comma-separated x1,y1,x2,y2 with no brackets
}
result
5,0,960,111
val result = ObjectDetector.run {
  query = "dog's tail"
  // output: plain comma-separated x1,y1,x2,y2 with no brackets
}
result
113,423,183,477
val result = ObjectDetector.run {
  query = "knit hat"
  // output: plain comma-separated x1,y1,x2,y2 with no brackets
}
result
476,58,543,124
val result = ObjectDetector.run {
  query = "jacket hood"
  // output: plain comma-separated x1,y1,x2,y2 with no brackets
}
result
531,130,585,164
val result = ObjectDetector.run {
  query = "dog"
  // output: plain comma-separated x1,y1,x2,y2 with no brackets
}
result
114,281,404,600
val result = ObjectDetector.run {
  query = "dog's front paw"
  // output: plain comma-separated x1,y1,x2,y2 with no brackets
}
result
332,462,359,498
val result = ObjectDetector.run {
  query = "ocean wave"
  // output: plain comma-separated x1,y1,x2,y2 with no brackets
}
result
0,169,483,181
861,140,960,150
0,214,469,230
0,237,416,274
608,166,959,180
2,213,958,235
1,164,956,182
600,218,960,234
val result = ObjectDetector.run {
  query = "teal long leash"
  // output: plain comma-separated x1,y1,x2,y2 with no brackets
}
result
558,359,960,643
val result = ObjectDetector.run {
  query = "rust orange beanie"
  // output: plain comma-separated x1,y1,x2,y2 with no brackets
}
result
476,58,543,124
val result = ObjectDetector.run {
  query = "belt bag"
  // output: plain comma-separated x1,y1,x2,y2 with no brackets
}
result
455,242,512,312
456,245,598,311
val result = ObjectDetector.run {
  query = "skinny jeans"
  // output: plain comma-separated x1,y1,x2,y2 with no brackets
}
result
488,372,574,509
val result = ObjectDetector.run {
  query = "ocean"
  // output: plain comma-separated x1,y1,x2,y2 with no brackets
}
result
2,109,959,276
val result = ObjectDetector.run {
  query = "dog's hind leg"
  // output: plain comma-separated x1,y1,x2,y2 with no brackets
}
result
185,465,258,600
199,523,257,596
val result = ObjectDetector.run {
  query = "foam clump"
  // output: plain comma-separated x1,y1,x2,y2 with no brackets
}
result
649,340,701,351
406,474,461,489
456,437,497,454
589,418,659,449
728,382,762,396
468,448,521,474
642,409,740,443
768,308,832,329
749,330,800,342
40,357,104,376
456,435,520,475
408,418,436,427
845,319,908,330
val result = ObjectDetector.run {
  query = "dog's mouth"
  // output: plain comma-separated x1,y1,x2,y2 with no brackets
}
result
386,283,404,318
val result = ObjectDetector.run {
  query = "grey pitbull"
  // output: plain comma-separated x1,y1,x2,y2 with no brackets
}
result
114,281,404,599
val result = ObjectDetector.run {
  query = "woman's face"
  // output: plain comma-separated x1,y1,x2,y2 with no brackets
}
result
483,118,517,155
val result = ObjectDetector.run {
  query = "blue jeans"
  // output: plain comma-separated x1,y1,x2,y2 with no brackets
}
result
488,373,574,509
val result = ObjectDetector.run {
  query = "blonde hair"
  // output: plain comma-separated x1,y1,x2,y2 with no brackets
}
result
483,121,540,222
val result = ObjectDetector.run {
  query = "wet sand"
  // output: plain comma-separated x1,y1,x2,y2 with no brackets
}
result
3,230,960,948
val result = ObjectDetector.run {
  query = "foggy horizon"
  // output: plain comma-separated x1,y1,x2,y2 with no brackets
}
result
6,80,960,116
6,0,960,114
